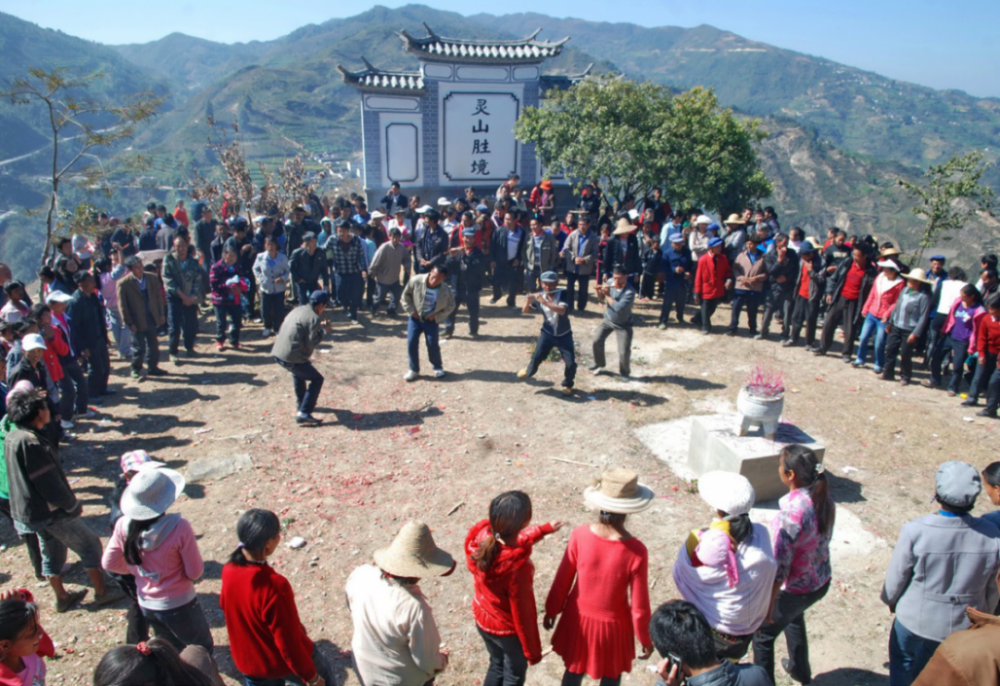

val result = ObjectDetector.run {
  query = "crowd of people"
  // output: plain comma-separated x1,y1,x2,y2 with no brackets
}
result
0,177,998,686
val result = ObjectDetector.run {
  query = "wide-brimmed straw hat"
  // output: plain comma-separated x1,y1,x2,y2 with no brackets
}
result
724,213,745,225
613,218,637,235
905,267,933,285
373,521,455,578
879,247,902,258
584,468,655,514
697,471,755,517
121,468,185,521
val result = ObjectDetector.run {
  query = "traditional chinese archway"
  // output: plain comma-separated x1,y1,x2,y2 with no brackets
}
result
338,23,589,203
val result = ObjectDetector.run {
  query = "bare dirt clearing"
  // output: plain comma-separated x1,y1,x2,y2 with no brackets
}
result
2,296,994,685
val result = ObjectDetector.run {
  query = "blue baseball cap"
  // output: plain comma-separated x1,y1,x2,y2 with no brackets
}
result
540,271,559,284
462,227,477,238
707,237,724,248
669,233,684,243
929,254,946,262
309,290,331,305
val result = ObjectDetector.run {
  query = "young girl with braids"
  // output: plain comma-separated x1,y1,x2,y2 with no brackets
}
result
220,509,333,686
465,490,563,686
753,445,836,685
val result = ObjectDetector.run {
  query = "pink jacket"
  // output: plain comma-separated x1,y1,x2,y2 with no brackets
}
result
102,513,204,611
942,297,986,344
861,274,903,319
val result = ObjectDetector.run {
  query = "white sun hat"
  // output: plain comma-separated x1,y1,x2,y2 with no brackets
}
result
584,467,656,514
697,471,755,517
120,468,186,521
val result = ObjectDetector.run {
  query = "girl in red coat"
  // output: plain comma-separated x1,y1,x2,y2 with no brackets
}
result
544,469,654,686
465,491,563,686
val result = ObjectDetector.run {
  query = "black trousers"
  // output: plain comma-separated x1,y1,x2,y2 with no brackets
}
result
883,326,917,380
753,582,830,685
923,311,947,367
564,272,590,311
131,327,160,373
167,296,198,354
790,295,821,346
85,344,111,396
214,304,242,344
728,291,760,333
477,627,527,686
526,329,577,388
261,292,286,332
693,297,722,333
820,295,862,357
761,289,794,338
445,290,481,335
660,283,686,323
639,272,657,299
492,265,519,306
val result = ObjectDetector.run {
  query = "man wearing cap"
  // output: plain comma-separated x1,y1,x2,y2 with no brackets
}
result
519,271,576,395
413,208,449,277
524,217,557,294
284,206,320,261
328,219,369,323
758,233,799,341
66,271,111,397
561,215,597,312
692,237,732,335
882,461,1000,685
658,232,693,328
490,210,527,308
688,215,712,265
379,181,407,214
346,521,454,686
43,289,90,424
290,232,327,308
272,290,329,425
402,265,455,381
605,218,642,287
590,265,636,379
444,228,487,338
369,227,409,317
722,214,748,266
118,256,167,380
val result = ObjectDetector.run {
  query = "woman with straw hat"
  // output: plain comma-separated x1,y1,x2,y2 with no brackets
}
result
347,520,455,686
543,468,655,686
102,466,213,653
673,471,777,662
881,267,933,385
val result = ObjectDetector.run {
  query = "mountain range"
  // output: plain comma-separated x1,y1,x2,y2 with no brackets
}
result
0,3,997,279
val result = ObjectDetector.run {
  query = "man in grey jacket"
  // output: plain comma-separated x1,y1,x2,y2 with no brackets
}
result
402,265,455,382
524,217,557,293
881,461,1000,685
589,265,636,378
271,290,329,426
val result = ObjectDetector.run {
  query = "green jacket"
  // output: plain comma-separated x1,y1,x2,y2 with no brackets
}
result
162,251,205,300
402,275,455,321
0,415,13,500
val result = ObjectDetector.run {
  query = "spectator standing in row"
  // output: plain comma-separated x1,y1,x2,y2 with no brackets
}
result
118,257,167,380
161,235,203,362
253,234,290,337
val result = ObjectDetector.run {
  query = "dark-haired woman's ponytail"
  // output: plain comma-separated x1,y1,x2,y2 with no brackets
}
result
228,508,280,566
228,544,249,566
811,469,835,537
472,533,500,572
470,490,532,572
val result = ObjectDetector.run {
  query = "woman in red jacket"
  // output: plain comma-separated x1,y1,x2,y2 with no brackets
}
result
220,509,332,686
465,491,563,686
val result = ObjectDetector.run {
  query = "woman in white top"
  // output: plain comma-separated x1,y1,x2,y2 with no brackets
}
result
346,521,455,686
673,472,778,661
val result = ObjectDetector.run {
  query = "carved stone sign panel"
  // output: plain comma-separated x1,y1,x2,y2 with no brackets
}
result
441,91,520,183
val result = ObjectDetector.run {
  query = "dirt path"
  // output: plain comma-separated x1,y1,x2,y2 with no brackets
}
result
1,296,994,685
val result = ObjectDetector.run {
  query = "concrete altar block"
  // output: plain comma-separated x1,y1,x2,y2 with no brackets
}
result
688,415,825,502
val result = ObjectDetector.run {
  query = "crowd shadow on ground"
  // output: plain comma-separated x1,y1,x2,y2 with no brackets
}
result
324,404,443,431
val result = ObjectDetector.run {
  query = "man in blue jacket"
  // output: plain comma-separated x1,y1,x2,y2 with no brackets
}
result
658,233,692,328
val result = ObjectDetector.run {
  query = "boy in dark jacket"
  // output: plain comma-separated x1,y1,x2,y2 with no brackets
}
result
758,233,799,341
786,243,826,348
658,233,693,327
640,236,661,301
444,228,488,338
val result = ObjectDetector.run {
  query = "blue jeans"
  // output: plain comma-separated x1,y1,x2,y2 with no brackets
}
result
275,358,324,415
14,514,103,577
930,335,972,392
372,282,402,314
525,329,577,388
245,646,335,686
107,308,132,357
407,317,442,372
888,618,939,686
335,273,363,319
855,313,888,369
141,597,214,654
214,304,242,344
296,281,320,306
477,626,527,686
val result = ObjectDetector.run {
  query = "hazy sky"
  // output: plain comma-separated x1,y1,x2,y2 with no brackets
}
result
2,0,997,98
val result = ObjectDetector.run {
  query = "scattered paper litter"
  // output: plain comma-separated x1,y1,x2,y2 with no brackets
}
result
842,466,859,474
962,417,975,423
287,537,307,549
193,428,213,435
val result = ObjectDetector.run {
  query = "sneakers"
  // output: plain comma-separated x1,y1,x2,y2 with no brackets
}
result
232,342,241,350
169,354,180,364
753,333,766,340
295,413,323,426
60,419,74,430
781,339,796,347
561,386,573,396
433,369,446,378
589,365,602,376
94,587,125,606
215,342,225,351
977,408,998,419
130,369,146,381
516,368,529,379
404,370,418,382
961,398,978,407
657,323,667,330
851,359,864,368
84,409,97,419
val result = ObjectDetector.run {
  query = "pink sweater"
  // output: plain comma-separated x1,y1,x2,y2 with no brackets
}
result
861,273,903,319
102,513,204,610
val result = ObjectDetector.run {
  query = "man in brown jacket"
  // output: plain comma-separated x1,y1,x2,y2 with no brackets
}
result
727,234,768,336
117,256,167,379
912,605,1000,686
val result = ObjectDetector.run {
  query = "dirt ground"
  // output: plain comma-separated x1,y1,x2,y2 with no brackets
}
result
1,293,995,686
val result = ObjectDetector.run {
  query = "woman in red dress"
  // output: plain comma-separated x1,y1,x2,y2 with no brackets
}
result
544,468,655,686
